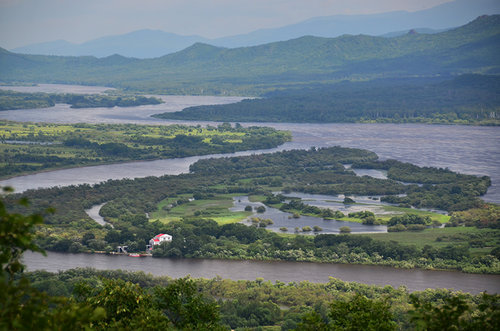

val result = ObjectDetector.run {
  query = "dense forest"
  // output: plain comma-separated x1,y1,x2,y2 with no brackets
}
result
5,147,498,273
0,121,291,178
155,74,500,125
0,89,163,110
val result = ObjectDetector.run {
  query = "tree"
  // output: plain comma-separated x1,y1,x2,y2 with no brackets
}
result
74,278,169,329
296,294,396,330
409,293,500,330
154,277,223,330
339,226,351,234
343,197,355,204
0,187,104,330
328,294,396,330
0,187,48,277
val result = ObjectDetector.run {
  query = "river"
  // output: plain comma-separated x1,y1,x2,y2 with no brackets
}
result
1,91,498,203
23,251,500,294
2,84,500,292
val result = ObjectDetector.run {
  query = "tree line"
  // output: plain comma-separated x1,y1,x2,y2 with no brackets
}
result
155,75,500,125
0,89,162,110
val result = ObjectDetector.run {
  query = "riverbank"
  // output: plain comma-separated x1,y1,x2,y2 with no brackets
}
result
23,251,500,293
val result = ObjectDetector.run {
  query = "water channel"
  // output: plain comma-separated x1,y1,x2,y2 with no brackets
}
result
23,251,500,294
231,195,388,234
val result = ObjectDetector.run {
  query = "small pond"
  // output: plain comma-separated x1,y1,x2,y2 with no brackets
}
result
231,196,387,234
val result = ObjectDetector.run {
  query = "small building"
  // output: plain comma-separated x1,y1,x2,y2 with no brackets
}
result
117,245,128,254
148,233,172,250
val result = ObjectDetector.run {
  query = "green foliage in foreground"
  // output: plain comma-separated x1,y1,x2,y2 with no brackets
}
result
2,193,499,329
0,192,224,330
155,75,500,125
21,268,500,331
297,294,397,330
0,89,162,110
0,121,291,178
0,189,105,330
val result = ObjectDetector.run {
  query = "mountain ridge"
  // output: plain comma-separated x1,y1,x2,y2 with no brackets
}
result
1,15,499,95
10,0,500,58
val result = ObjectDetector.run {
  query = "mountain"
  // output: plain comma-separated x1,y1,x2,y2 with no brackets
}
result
1,15,499,95
211,0,500,48
380,28,451,38
10,0,500,58
12,29,209,59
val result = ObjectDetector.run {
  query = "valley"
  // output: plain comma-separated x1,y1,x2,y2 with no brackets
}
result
2,4,500,329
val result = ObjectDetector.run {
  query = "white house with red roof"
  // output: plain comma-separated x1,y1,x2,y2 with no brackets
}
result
148,233,172,250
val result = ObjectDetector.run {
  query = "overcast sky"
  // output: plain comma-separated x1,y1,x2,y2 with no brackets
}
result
0,0,481,49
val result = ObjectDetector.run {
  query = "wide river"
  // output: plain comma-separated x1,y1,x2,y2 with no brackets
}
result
22,251,500,294
2,84,500,293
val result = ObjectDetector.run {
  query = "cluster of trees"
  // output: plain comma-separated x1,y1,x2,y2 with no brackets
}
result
278,197,345,220
352,159,491,211
190,146,378,174
215,148,491,212
449,204,500,229
387,214,434,232
156,75,500,125
0,89,162,110
149,218,499,273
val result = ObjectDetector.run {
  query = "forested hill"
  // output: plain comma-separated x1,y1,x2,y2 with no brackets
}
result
154,74,500,125
1,15,499,95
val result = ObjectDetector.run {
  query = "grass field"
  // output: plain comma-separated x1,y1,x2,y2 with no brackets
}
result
0,120,290,178
379,206,450,223
361,227,500,252
151,194,251,224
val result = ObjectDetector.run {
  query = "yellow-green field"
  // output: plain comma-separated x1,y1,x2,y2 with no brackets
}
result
151,194,251,225
0,120,291,178
361,227,500,253
0,121,248,144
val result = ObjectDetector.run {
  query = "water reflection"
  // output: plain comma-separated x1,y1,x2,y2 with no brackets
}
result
231,196,387,234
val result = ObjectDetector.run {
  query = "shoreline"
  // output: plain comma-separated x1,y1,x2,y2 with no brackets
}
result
40,248,500,276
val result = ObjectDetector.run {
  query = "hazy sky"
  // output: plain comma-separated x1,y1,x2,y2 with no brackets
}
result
0,0,473,48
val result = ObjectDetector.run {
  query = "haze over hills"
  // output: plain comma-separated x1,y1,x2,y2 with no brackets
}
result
12,30,210,59
210,0,500,48
10,0,500,58
1,15,499,96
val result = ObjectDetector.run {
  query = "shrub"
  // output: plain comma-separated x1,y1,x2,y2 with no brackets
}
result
339,226,351,234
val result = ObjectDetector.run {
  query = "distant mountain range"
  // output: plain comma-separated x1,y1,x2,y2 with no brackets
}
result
1,15,499,95
10,0,500,58
11,30,210,59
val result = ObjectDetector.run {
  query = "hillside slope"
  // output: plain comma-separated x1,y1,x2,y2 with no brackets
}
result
1,15,499,95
